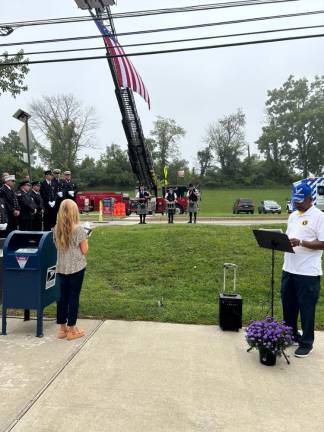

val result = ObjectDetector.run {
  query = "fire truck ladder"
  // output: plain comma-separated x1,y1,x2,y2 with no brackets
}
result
95,7,158,196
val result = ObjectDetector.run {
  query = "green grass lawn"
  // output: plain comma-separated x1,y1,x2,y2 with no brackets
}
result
43,224,324,328
198,188,291,216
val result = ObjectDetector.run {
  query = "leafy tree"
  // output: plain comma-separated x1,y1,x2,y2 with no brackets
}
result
197,145,213,177
205,109,246,178
148,116,186,179
258,75,324,177
166,158,190,184
0,51,29,97
30,94,98,169
97,143,135,187
0,130,27,175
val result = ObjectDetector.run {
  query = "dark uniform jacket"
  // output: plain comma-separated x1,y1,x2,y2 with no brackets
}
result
166,192,176,202
188,189,198,202
138,191,150,202
0,185,20,235
40,180,58,230
30,190,44,219
40,180,57,209
0,197,8,224
17,191,36,221
0,185,20,215
61,179,78,201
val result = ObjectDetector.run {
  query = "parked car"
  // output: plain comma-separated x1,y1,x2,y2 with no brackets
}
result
258,200,282,214
233,198,254,214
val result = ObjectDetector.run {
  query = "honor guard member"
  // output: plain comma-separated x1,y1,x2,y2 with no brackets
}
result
52,169,63,207
136,185,150,224
40,170,57,231
187,184,200,224
17,180,36,231
62,171,78,201
0,195,8,236
30,181,44,231
0,175,20,237
165,186,177,224
1,173,9,185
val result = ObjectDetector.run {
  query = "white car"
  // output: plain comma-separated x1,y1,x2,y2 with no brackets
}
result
258,200,282,214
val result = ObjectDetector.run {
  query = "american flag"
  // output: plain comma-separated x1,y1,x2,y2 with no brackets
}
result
94,18,151,109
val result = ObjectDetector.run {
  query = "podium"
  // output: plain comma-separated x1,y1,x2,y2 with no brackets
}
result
253,229,294,317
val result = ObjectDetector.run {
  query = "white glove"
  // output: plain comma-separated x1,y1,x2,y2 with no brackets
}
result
48,201,56,208
57,191,63,198
68,191,74,197
0,223,7,230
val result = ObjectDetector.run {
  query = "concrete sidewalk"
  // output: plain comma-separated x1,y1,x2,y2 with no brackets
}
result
2,319,324,432
0,318,101,432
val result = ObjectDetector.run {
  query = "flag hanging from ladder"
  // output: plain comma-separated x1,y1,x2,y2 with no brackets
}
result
94,18,151,109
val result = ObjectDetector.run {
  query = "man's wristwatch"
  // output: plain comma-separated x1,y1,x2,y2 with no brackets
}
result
300,240,304,247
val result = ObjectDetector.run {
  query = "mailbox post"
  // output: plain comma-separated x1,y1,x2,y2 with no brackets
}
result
1,231,60,337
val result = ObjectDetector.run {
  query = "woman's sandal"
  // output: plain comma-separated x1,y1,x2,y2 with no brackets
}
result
57,328,69,339
66,327,85,341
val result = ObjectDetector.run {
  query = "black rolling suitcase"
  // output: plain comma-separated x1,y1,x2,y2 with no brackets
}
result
219,263,242,331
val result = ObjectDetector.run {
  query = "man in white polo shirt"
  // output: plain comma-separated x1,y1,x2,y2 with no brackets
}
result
281,183,324,358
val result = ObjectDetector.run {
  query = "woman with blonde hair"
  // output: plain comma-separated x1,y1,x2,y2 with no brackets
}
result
54,199,88,340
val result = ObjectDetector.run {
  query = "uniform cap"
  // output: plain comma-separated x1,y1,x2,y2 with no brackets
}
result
19,180,31,188
31,181,41,187
4,175,16,182
64,170,71,175
53,169,61,174
44,170,52,176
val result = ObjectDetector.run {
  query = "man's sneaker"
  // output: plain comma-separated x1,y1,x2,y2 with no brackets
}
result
292,333,302,346
294,346,313,358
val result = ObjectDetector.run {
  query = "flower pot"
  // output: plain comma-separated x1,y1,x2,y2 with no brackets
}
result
259,347,277,366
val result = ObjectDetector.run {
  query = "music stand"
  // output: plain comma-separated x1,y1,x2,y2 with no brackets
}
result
253,229,294,317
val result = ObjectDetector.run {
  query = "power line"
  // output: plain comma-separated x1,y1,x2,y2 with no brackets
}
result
1,32,323,67
1,9,323,48
0,0,299,28
2,23,324,57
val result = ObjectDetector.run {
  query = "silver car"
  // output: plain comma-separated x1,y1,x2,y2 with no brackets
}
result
258,200,282,214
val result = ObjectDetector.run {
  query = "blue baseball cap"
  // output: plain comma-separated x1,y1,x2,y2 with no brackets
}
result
292,183,312,203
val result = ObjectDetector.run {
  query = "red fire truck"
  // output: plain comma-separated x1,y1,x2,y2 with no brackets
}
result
76,191,132,215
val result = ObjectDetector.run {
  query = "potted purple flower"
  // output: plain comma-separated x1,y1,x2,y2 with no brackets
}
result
245,316,293,366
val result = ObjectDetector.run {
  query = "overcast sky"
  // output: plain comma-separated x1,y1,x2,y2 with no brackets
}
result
1,0,324,169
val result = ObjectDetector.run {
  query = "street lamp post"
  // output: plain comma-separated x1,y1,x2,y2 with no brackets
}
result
0,26,14,36
13,109,32,181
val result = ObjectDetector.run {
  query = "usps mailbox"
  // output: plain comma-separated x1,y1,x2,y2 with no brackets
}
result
1,231,60,337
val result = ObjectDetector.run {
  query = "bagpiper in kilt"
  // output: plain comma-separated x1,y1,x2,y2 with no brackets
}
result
165,187,177,224
187,184,199,224
136,185,150,224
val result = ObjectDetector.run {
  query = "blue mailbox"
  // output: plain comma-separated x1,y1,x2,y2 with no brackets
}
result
1,231,60,337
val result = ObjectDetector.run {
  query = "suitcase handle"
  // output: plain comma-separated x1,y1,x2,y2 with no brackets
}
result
223,263,237,293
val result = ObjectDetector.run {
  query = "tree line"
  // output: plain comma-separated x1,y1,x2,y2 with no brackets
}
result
1,55,323,189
